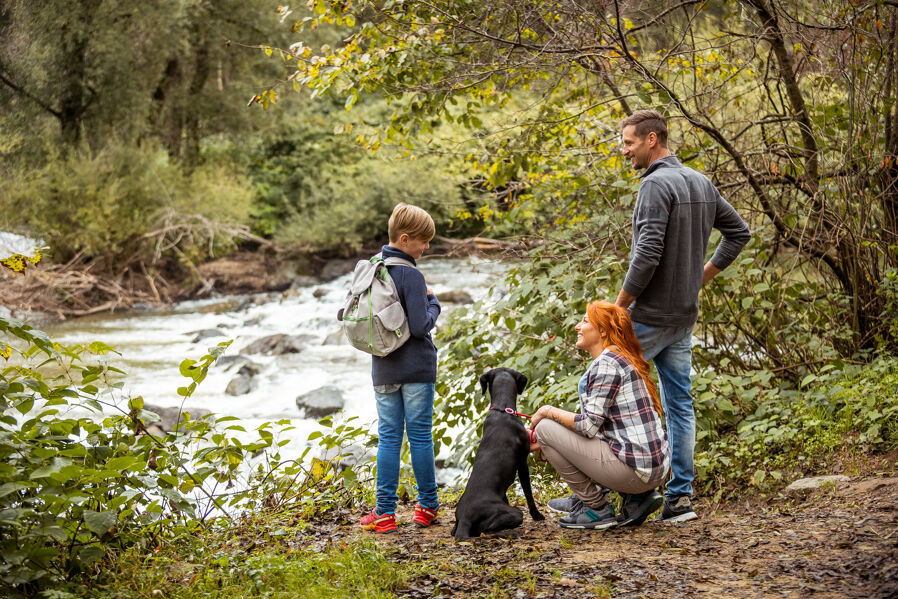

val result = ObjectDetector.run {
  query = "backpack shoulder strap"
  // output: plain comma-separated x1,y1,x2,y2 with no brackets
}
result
383,256,416,269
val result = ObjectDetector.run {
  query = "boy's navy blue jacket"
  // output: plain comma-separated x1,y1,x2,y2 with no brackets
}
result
371,245,441,385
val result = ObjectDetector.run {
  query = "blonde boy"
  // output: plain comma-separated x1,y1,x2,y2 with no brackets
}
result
360,203,442,533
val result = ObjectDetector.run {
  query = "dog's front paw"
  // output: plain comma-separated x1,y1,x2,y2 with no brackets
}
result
531,510,545,521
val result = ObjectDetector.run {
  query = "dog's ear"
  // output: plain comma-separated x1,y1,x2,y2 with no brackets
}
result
513,370,528,394
479,371,493,396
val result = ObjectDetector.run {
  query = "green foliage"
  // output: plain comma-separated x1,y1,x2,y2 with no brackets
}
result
2,143,253,269
246,109,473,252
285,0,898,354
695,354,898,498
0,316,375,596
434,214,897,491
0,0,289,159
96,512,410,599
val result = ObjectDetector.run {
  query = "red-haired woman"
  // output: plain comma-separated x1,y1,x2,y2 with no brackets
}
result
529,301,670,530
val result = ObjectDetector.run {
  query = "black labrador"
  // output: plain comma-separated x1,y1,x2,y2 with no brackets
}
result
452,368,545,540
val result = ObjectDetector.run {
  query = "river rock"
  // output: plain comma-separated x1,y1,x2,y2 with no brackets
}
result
190,328,227,343
290,275,318,289
226,364,261,396
235,295,272,312
296,386,345,418
438,290,473,304
243,315,263,327
319,258,357,281
312,287,329,299
142,404,212,433
785,475,851,492
241,334,313,355
322,329,344,346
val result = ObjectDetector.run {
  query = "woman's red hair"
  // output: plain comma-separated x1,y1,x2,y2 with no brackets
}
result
586,301,663,416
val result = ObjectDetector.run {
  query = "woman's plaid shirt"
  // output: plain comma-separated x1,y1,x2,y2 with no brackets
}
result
574,348,670,483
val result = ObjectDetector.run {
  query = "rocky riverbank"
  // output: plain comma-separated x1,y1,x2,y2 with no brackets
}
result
1,236,517,324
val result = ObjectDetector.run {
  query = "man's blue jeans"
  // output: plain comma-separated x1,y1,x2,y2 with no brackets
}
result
631,321,696,500
374,382,439,514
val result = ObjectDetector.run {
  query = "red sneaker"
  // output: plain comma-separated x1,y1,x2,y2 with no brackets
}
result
412,504,438,527
360,509,397,533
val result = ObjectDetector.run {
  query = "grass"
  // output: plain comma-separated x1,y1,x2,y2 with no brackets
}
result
95,537,416,599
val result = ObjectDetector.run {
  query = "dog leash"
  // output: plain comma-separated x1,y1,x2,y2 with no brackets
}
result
486,407,549,462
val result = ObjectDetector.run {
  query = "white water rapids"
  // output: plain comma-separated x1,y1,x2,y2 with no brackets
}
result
40,256,510,473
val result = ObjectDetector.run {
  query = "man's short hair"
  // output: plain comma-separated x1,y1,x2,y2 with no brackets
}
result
621,110,668,147
388,203,435,242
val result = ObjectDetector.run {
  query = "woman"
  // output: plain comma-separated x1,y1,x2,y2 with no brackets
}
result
529,301,670,530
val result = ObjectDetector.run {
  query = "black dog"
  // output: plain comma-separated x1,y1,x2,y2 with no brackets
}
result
452,368,545,540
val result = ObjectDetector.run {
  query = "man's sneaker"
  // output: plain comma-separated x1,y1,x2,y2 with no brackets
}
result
559,502,618,530
360,509,398,533
617,490,664,527
547,494,581,514
659,496,698,523
412,504,438,527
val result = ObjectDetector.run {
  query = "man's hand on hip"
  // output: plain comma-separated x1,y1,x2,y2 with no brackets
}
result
615,288,637,309
701,262,722,285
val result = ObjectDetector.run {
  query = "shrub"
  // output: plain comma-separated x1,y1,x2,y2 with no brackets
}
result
248,130,466,253
0,316,373,595
2,143,254,271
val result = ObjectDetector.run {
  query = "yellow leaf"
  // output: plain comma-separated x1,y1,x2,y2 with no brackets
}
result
0,343,11,360
1,254,28,274
310,457,329,482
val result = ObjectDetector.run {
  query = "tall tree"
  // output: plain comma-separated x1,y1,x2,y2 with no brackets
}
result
283,0,898,355
0,0,286,164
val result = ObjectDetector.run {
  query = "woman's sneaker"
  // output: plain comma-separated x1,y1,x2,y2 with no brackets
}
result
659,496,698,523
547,494,581,514
617,490,664,527
412,504,438,527
360,509,398,533
559,502,618,530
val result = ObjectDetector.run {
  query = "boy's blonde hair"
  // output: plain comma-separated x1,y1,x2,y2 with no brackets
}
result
388,203,435,242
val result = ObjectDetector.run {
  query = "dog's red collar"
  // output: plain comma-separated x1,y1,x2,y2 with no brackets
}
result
488,407,532,419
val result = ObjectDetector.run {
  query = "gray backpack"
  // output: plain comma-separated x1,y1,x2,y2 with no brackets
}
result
336,254,415,356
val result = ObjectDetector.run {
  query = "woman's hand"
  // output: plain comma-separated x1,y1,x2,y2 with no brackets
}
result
530,405,551,430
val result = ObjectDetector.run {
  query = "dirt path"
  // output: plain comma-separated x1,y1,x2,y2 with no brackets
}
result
311,476,898,598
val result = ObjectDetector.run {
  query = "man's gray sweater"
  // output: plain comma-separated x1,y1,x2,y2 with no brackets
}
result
623,156,750,327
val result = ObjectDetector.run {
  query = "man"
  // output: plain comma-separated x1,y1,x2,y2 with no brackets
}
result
615,110,750,522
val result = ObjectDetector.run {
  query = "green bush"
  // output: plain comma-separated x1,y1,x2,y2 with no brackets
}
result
695,354,898,498
2,143,253,269
248,129,467,252
0,316,373,596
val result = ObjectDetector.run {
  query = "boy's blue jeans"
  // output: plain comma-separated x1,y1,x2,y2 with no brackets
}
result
373,382,439,514
632,321,696,501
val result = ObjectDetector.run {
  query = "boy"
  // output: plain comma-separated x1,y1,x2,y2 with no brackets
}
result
360,203,442,533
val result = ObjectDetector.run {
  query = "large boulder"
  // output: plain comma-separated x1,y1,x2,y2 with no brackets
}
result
142,404,212,433
322,329,344,346
785,475,851,492
438,290,473,304
296,386,345,419
290,275,319,289
241,334,313,355
225,363,261,396
319,258,357,281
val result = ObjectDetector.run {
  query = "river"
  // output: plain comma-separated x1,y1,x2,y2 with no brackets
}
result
41,255,510,474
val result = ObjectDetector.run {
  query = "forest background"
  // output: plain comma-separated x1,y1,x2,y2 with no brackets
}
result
1,0,898,597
